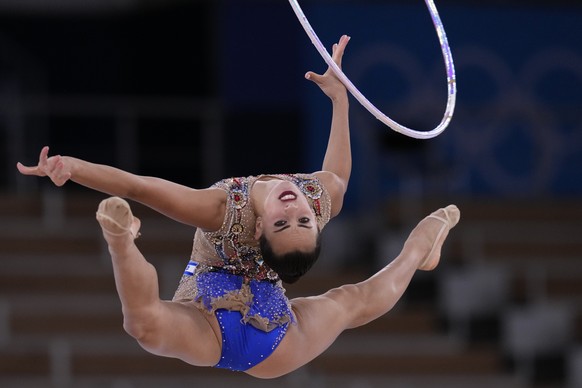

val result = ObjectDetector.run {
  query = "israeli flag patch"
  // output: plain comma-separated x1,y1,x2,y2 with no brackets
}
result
184,261,198,276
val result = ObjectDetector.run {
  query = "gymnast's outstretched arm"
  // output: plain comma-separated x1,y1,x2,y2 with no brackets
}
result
308,35,352,218
16,147,226,231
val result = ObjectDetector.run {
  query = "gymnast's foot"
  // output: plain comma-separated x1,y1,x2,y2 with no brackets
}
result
409,205,460,271
96,197,141,244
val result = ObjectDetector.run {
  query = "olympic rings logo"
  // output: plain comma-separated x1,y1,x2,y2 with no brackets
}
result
348,44,582,194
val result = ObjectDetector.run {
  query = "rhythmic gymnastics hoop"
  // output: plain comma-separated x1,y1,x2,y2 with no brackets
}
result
288,0,457,139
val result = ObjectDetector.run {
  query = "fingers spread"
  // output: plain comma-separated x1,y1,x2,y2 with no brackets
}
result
16,162,36,175
305,71,323,85
332,35,350,67
39,146,50,167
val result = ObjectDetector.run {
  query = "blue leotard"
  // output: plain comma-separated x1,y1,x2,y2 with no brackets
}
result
173,174,331,371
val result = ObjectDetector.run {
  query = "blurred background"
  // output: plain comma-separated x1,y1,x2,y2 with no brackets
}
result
1,0,581,387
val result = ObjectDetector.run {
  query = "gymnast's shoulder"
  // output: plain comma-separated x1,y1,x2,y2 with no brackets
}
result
312,170,347,218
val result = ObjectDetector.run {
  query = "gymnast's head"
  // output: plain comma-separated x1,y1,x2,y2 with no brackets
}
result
254,180,322,284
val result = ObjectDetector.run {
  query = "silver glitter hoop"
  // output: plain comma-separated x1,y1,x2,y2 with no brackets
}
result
289,0,457,139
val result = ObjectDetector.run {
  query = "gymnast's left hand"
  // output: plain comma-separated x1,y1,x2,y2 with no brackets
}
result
17,146,72,187
305,34,350,102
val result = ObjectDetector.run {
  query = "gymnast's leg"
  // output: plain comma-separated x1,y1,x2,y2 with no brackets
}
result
247,205,460,378
96,197,221,366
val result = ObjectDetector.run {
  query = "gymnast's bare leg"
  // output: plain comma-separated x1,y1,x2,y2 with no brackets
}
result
96,197,221,366
247,205,460,378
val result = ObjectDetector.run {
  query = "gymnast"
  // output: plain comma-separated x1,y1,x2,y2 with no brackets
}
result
17,35,459,378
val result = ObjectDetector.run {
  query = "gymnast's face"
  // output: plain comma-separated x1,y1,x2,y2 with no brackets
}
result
255,180,318,255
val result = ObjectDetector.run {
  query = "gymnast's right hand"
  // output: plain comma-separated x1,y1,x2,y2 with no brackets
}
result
17,146,72,187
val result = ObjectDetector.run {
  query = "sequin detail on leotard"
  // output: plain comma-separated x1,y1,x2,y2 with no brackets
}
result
172,174,331,332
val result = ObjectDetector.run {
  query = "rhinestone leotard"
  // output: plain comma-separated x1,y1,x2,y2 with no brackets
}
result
172,173,331,332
